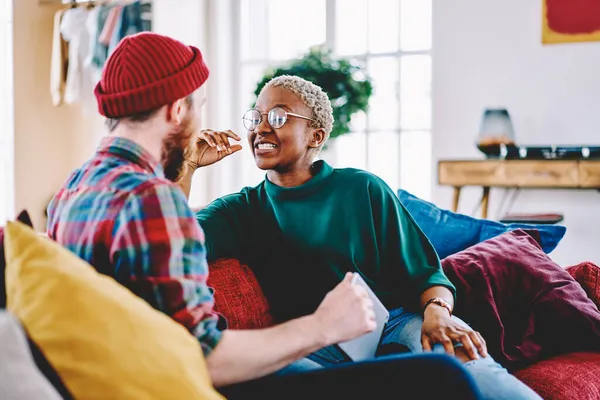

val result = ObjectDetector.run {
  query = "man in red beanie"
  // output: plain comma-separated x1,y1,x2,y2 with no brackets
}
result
45,32,377,387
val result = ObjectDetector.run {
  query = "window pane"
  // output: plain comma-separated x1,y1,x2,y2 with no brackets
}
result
368,0,399,53
400,55,431,130
0,20,12,224
400,130,431,201
400,0,432,51
368,57,399,130
368,131,399,191
335,0,367,56
0,0,10,23
350,110,367,132
239,64,266,119
268,0,326,60
333,132,367,170
240,0,268,62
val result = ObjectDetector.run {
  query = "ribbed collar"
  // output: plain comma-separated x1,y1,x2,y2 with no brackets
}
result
96,136,165,178
264,160,334,199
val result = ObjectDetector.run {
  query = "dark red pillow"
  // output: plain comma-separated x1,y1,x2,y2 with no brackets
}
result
514,352,600,400
207,258,275,330
442,229,600,370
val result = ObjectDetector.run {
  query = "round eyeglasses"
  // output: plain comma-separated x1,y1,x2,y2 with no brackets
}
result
242,107,315,131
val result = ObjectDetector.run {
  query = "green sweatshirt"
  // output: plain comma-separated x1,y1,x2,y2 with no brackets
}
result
196,161,455,322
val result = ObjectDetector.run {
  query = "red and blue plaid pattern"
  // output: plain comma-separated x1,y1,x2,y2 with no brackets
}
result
47,136,222,354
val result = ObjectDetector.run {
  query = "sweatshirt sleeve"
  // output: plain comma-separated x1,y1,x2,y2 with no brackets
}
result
195,192,251,262
367,176,456,307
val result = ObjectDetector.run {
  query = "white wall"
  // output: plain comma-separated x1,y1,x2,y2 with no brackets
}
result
432,0,600,266
12,0,104,230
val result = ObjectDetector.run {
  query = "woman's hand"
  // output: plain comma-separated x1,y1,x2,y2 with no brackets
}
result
187,129,242,170
421,306,488,361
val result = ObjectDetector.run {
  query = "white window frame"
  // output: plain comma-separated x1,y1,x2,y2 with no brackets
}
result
231,0,432,198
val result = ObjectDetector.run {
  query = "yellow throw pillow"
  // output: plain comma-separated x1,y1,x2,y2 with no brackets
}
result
4,221,224,400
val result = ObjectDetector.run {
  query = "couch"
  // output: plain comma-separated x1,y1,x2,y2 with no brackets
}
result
207,255,600,400
2,200,599,399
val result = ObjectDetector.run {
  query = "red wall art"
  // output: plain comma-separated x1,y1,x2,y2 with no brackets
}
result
542,0,600,44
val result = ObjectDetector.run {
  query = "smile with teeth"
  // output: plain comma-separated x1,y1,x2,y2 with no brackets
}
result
256,143,278,150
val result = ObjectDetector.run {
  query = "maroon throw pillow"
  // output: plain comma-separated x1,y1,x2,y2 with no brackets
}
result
566,262,600,308
207,258,275,330
514,352,600,400
442,229,600,370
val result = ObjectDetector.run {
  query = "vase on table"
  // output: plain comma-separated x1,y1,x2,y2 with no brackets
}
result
477,108,516,159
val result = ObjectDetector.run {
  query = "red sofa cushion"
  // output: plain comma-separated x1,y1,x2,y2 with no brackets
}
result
207,258,275,329
567,262,600,307
514,262,600,400
514,352,600,400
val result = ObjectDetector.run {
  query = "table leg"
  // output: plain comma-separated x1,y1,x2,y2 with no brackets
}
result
452,187,461,213
481,187,490,219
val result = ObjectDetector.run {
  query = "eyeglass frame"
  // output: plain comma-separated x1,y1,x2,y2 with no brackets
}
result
242,107,316,131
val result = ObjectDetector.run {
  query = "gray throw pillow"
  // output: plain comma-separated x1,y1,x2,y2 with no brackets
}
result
0,311,63,399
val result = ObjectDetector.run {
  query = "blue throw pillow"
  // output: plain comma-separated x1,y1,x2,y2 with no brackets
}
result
397,189,566,259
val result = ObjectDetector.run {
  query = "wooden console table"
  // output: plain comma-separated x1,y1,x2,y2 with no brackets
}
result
438,159,600,219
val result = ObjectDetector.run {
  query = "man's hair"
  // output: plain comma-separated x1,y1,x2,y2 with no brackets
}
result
260,75,334,149
105,95,194,132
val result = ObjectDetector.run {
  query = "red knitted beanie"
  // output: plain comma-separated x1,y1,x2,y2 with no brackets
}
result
94,32,210,118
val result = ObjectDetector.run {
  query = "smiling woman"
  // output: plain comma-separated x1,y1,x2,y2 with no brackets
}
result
187,73,543,400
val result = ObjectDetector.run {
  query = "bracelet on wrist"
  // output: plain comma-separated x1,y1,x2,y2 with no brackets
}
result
423,297,453,316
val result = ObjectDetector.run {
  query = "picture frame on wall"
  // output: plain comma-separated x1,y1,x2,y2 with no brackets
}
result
542,0,600,44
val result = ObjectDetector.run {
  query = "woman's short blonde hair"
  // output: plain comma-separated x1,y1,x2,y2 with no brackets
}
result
260,75,334,144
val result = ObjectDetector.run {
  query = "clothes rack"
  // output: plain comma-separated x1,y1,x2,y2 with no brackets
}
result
48,0,153,109
39,0,151,5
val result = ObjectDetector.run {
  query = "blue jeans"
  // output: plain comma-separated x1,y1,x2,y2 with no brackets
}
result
280,308,542,400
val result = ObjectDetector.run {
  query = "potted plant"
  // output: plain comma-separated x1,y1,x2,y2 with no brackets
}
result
253,46,373,141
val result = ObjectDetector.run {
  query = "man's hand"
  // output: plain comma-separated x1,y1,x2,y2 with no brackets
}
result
421,305,488,361
311,273,377,346
187,129,242,170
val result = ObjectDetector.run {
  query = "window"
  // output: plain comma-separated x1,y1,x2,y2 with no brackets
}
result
236,0,432,200
0,0,13,225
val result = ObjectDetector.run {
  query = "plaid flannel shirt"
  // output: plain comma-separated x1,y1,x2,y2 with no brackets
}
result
47,137,222,354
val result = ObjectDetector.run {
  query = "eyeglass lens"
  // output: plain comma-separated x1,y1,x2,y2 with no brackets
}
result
242,107,288,130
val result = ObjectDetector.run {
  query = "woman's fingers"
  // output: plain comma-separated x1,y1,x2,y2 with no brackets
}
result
224,129,241,141
200,130,241,153
471,331,488,357
200,130,217,147
456,333,479,360
441,337,455,356
421,335,433,352
217,132,234,152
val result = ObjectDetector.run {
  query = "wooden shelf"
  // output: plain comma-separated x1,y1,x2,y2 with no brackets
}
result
437,159,600,219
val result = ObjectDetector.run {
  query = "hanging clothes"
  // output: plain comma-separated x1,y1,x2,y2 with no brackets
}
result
99,5,123,46
89,4,113,79
50,9,69,106
108,1,153,54
53,0,154,107
60,6,91,105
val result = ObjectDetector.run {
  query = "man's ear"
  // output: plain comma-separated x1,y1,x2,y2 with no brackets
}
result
309,128,326,148
165,98,187,125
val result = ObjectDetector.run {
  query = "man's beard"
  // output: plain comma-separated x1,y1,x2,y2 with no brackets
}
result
161,114,196,182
